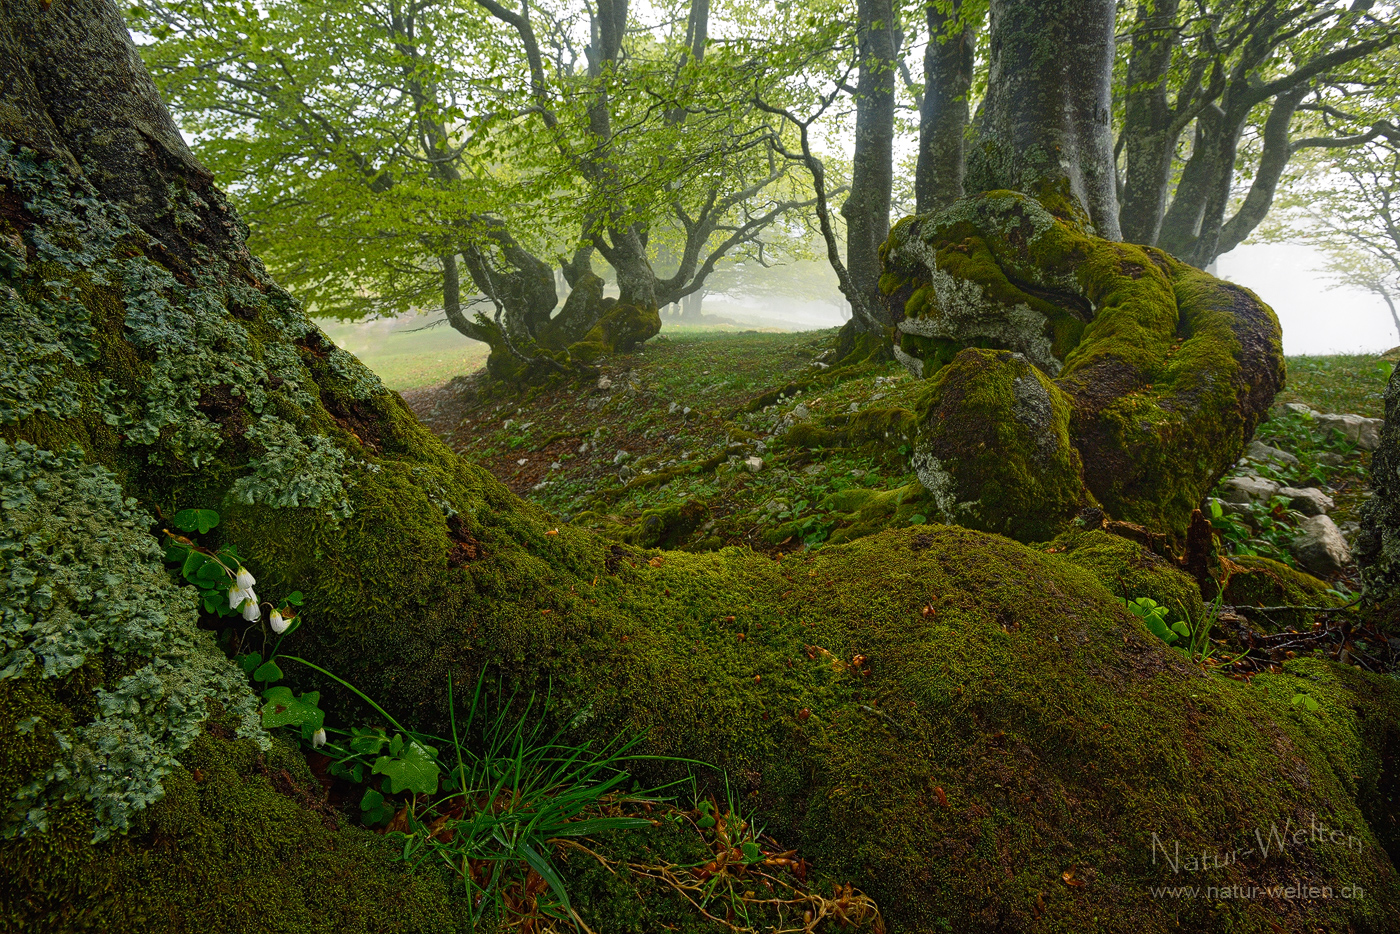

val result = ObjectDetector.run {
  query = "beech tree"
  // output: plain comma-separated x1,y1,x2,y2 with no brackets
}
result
4,4,1400,934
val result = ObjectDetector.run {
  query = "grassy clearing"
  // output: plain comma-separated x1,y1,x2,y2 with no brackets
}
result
399,329,1387,581
318,316,489,391
1276,354,1393,419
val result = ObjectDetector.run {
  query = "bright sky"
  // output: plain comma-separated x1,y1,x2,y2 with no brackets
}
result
1215,242,1398,356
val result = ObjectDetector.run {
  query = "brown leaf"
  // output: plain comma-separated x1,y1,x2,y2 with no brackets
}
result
934,786,948,808
648,556,664,567
1062,869,1086,888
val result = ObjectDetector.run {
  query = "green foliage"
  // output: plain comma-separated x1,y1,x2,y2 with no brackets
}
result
1126,596,1191,646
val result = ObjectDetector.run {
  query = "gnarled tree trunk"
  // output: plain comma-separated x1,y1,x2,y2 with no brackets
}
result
966,0,1120,238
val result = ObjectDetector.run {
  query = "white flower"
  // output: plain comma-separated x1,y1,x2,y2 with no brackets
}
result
311,728,327,748
228,586,247,609
235,567,256,591
241,599,262,622
269,609,289,634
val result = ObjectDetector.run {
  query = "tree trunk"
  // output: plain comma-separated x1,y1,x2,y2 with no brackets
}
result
1117,0,1182,245
966,0,1120,238
840,0,897,331
915,0,976,215
6,6,1400,933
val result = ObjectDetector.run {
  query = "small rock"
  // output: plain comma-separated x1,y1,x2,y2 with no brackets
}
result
745,456,763,472
847,402,859,413
1317,452,1345,466
792,404,810,419
813,361,830,370
683,406,692,416
597,376,613,390
613,450,630,465
618,465,636,483
1291,514,1351,576
1208,497,1254,522
549,461,561,470
802,464,826,476
516,458,528,466
870,392,886,401
530,481,549,492
1246,440,1299,467
1313,413,1385,451
1219,476,1280,503
1282,402,1316,417
849,469,867,478
1277,485,1334,516
578,442,589,454
668,402,680,414
503,419,514,429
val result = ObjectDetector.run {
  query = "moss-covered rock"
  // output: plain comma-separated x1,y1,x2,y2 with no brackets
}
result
881,192,1285,541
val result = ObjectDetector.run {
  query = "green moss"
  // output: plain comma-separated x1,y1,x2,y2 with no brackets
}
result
0,728,472,934
5,140,1396,934
1050,528,1205,623
879,190,1284,542
912,348,1094,540
1223,555,1340,621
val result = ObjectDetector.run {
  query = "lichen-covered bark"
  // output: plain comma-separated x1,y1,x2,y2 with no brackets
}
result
966,0,1120,239
3,5,1400,933
1359,364,1400,630
880,191,1284,539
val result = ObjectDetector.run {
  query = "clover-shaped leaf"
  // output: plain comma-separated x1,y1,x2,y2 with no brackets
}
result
174,508,220,534
372,741,440,795
260,686,325,734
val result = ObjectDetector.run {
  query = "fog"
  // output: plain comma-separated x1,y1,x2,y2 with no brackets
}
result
1216,243,1398,356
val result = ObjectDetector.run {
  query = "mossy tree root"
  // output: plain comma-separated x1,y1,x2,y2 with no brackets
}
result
1,8,1396,932
880,191,1285,540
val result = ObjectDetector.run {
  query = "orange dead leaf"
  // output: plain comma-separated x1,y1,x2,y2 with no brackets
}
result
934,786,948,807
545,528,559,535
1062,869,1086,888
648,555,664,567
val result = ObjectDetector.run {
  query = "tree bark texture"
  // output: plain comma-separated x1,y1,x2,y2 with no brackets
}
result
914,0,976,215
841,0,898,333
966,0,1121,239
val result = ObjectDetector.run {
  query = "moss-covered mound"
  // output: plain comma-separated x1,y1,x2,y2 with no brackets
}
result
880,192,1285,540
2,23,1397,931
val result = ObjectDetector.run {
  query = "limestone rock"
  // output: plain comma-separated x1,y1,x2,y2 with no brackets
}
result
1314,413,1385,451
744,456,763,473
1219,476,1280,504
1246,440,1299,467
1277,485,1334,517
1291,515,1352,577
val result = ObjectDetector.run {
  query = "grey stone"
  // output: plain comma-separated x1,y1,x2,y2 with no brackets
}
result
597,376,612,390
618,465,637,483
1277,485,1334,516
802,464,826,476
744,456,763,472
613,450,630,465
1283,402,1316,417
792,404,810,419
1246,440,1299,466
1291,514,1352,577
1313,413,1385,451
1219,475,1280,504
1317,452,1346,466
848,402,860,413
668,402,680,414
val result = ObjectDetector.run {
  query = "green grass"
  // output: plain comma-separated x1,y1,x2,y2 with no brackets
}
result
317,316,488,391
1276,354,1393,418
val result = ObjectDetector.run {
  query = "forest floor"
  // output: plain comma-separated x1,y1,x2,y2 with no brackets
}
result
402,332,1398,585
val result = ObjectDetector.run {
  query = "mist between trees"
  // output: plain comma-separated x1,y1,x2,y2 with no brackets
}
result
127,0,1399,378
